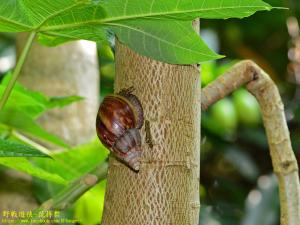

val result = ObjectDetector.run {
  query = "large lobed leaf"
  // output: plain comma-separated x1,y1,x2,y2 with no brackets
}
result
0,0,272,63
101,0,271,20
0,0,89,32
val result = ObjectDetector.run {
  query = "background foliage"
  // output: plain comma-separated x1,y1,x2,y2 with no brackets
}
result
0,0,299,225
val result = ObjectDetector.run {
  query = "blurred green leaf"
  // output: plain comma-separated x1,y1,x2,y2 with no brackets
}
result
201,62,218,87
0,109,68,148
1,74,83,118
0,157,67,184
0,139,108,188
74,180,106,225
0,84,45,119
0,138,49,157
201,60,238,87
33,176,64,204
33,138,109,181
32,139,109,211
47,96,84,108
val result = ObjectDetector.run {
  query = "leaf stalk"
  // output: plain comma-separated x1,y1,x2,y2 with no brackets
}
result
0,31,36,110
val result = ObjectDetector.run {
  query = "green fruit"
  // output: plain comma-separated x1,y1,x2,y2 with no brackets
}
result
201,62,217,86
211,98,237,134
100,63,115,78
233,89,261,126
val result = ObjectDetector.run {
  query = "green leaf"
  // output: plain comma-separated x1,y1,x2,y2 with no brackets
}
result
0,0,271,63
110,19,222,64
42,0,271,63
101,0,271,20
0,138,49,157
1,74,83,118
100,0,271,63
0,138,107,187
0,84,45,119
0,0,108,43
30,139,108,210
74,180,107,225
48,96,84,108
0,157,67,184
0,0,90,32
0,109,68,148
33,138,109,181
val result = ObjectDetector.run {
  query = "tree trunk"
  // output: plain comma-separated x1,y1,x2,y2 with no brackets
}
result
101,36,201,224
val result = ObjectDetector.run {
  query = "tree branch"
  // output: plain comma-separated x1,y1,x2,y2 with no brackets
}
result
0,31,36,110
202,60,300,225
40,162,108,210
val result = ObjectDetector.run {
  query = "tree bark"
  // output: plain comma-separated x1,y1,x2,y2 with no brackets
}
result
101,38,201,224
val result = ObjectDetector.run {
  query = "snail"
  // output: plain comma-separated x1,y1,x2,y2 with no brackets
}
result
96,88,144,171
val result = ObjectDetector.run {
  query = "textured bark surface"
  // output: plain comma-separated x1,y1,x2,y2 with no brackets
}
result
202,60,300,225
16,35,99,146
101,39,201,225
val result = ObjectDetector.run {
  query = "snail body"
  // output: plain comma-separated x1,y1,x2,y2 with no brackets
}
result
96,88,144,171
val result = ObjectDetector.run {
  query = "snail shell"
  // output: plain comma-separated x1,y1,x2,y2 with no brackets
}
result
96,88,144,171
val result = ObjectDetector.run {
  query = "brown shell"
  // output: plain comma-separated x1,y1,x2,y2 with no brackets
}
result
96,89,144,170
96,119,115,148
99,95,136,136
113,129,142,170
118,89,144,129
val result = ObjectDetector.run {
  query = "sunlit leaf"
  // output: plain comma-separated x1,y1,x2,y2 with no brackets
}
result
0,138,49,157
110,19,221,64
33,138,109,181
0,109,68,148
48,96,84,108
32,139,108,204
0,157,67,184
74,180,107,225
0,0,271,63
1,74,83,118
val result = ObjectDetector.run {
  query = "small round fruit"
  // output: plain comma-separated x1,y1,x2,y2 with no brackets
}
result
211,98,238,134
233,89,261,126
